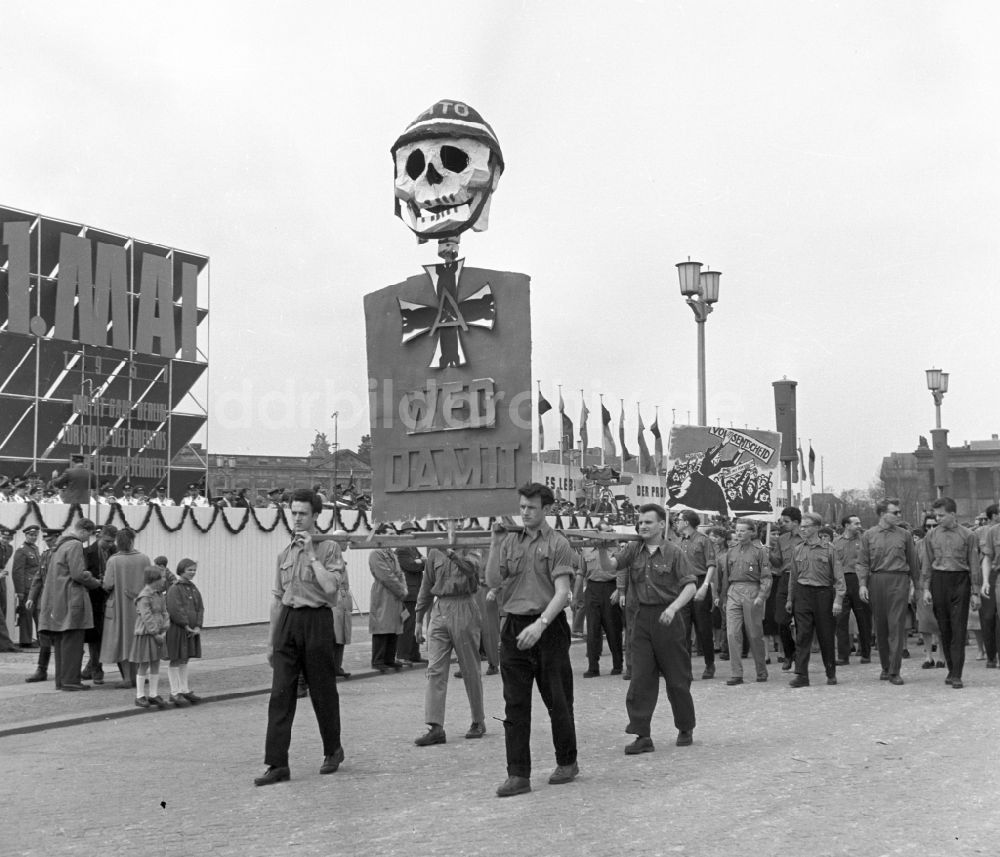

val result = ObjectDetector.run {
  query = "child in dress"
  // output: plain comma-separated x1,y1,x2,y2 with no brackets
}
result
131,566,170,709
166,558,204,706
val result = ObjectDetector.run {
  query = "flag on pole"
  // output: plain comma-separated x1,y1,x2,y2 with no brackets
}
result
808,443,816,485
537,384,552,452
600,401,616,462
558,389,573,453
579,396,589,452
637,407,652,473
651,410,663,473
619,402,635,463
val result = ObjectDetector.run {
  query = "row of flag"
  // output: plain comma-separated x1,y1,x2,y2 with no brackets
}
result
536,385,663,472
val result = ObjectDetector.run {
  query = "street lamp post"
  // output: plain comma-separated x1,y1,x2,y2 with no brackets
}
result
925,368,950,498
330,411,340,501
676,260,721,427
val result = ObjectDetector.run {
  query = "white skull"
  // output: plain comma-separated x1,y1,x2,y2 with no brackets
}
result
394,136,499,238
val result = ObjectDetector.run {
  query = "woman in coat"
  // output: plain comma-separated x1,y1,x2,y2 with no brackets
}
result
332,572,353,679
368,548,408,672
99,529,151,688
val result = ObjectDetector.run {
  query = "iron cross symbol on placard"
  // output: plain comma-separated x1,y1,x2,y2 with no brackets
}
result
397,259,495,368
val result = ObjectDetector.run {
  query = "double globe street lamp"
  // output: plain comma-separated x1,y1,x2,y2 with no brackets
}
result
925,368,950,498
676,260,722,427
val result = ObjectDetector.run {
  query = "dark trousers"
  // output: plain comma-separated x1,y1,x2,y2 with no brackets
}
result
930,571,971,680
264,606,342,768
371,633,398,668
500,612,577,778
685,580,715,667
15,597,34,645
626,604,695,737
50,628,86,687
399,600,420,661
773,572,796,661
585,580,623,671
836,573,872,660
870,573,910,677
979,569,999,663
792,584,836,679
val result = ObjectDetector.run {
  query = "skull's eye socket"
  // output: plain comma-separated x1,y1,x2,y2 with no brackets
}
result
405,149,425,180
440,145,469,173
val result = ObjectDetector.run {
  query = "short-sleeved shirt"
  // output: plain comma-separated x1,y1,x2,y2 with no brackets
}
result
920,521,981,590
415,549,480,616
719,543,770,587
791,537,846,597
981,523,1000,576
677,530,716,578
832,533,861,577
273,537,344,609
614,540,697,606
497,523,575,615
857,521,920,586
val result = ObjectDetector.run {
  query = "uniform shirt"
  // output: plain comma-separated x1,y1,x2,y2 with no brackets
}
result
856,520,920,587
614,539,697,606
920,520,981,591
273,537,344,609
832,532,861,577
497,523,575,615
150,496,176,506
12,543,41,595
181,495,209,507
769,530,803,577
581,545,617,583
791,537,846,597
415,548,480,617
677,530,716,579
980,523,1000,580
718,543,771,602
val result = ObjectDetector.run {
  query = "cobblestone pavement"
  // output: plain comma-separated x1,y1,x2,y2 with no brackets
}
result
3,633,999,857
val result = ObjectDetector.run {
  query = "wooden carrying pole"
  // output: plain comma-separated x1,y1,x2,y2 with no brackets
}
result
310,528,641,551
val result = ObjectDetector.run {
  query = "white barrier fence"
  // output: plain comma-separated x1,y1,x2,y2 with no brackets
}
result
1,503,377,633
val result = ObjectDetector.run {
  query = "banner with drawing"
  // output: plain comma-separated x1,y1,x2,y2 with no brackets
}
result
665,425,782,520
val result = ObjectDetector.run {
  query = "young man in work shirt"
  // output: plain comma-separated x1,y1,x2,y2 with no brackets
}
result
599,503,698,755
413,546,486,746
485,482,579,798
256,489,346,787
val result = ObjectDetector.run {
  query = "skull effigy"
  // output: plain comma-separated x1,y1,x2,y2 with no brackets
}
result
392,99,504,241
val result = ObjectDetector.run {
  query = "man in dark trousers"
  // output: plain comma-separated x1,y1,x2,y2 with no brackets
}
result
674,510,718,679
857,498,920,685
0,526,16,652
920,496,981,689
979,504,1000,669
769,507,803,671
485,482,578,798
581,521,624,678
599,503,698,756
24,528,63,681
833,514,871,665
395,522,426,664
256,489,346,786
787,512,845,687
37,518,101,689
12,525,42,646
82,525,117,684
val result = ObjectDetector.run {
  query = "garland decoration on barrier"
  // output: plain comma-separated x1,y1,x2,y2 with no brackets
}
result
0,500,372,536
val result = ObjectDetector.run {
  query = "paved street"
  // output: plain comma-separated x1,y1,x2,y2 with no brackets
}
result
2,628,999,857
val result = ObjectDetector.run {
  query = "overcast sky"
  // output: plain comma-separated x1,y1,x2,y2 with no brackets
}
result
3,1,997,492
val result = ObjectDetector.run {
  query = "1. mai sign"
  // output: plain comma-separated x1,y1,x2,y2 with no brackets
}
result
365,261,531,521
2,219,200,360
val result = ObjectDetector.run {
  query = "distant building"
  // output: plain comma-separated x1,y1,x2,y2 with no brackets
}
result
172,439,371,502
882,434,1000,522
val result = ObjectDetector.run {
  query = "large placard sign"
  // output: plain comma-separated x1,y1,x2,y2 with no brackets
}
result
665,425,782,520
365,261,531,521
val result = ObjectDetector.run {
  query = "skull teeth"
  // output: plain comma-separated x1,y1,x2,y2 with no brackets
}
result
415,203,471,228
